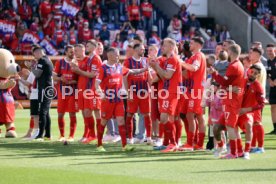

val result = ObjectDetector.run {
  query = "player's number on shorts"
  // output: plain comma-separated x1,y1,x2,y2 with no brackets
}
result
93,99,97,105
162,101,169,109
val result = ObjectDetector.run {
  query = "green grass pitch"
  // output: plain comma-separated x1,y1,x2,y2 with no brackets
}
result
0,106,276,184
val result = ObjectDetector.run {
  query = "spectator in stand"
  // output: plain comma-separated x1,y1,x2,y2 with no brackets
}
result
182,31,190,41
140,0,153,33
167,15,182,41
188,27,196,38
120,21,135,42
213,24,221,42
39,0,52,21
30,17,40,33
57,34,69,52
119,0,127,17
122,35,134,52
148,25,161,46
178,2,191,34
43,12,55,38
220,25,231,42
53,21,65,48
260,11,272,29
18,0,33,27
187,14,201,31
76,12,87,33
99,24,110,43
78,21,93,43
106,0,119,25
127,0,141,30
93,4,103,25
68,25,78,45
205,34,217,54
268,15,276,37
112,33,123,50
52,0,63,22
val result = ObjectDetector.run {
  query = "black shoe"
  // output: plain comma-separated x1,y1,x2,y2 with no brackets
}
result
266,130,276,135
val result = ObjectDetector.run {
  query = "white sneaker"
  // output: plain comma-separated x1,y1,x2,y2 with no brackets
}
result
112,135,121,143
103,134,113,143
153,138,163,147
127,138,134,144
78,137,87,143
243,152,250,160
58,137,66,142
146,137,153,145
133,137,144,144
214,147,224,158
67,137,75,142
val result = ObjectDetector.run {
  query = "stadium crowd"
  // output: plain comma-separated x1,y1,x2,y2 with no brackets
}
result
234,0,276,37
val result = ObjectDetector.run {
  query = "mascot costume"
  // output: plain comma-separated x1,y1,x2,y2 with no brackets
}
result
0,48,20,138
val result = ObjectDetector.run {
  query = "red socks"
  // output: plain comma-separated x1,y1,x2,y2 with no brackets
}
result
164,122,176,146
175,120,183,143
159,123,164,138
194,122,199,144
83,118,89,138
237,138,243,154
187,131,195,146
245,142,251,152
85,117,95,138
144,115,152,138
183,117,189,136
118,125,127,147
217,140,224,148
97,121,105,147
126,116,133,139
251,125,257,147
58,117,65,137
30,117,34,129
69,116,77,138
256,124,264,148
230,139,237,156
197,132,205,147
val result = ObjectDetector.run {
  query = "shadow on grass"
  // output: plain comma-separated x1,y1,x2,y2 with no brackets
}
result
0,140,214,162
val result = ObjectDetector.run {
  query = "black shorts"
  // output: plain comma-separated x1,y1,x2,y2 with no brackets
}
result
30,99,39,116
269,87,276,105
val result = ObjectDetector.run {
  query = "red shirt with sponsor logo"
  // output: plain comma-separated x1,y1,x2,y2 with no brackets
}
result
40,1,52,19
141,2,153,18
160,55,182,94
128,5,140,21
184,52,206,96
97,63,129,103
212,60,245,107
124,57,149,92
54,58,78,95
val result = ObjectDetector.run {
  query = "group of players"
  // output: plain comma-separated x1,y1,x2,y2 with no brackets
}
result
19,35,276,159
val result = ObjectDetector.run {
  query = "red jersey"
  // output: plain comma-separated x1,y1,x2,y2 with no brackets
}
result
18,4,32,20
79,28,93,42
156,56,166,91
69,31,77,45
212,60,245,107
97,63,129,103
52,3,63,21
160,55,182,94
40,1,52,19
242,79,265,110
43,19,55,36
124,57,149,92
54,58,78,93
77,57,89,90
128,5,140,21
185,52,206,95
54,29,64,45
141,2,153,18
86,54,102,90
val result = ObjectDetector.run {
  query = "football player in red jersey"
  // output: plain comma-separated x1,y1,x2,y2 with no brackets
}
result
210,44,246,159
236,64,265,159
95,47,148,152
53,45,79,142
149,38,182,152
71,44,96,143
124,43,153,144
179,37,207,151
